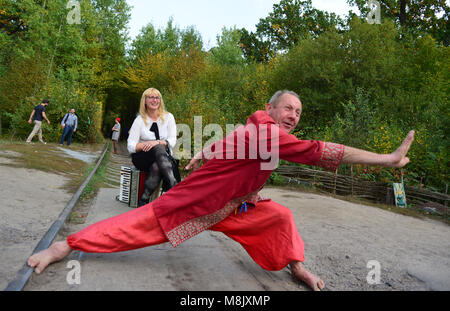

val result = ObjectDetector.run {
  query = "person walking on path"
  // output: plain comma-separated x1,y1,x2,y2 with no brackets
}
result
26,99,50,144
111,118,121,154
60,108,78,146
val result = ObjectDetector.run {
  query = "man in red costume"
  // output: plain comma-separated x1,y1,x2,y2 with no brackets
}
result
28,90,415,291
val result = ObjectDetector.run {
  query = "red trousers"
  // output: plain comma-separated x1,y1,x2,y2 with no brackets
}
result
67,200,305,271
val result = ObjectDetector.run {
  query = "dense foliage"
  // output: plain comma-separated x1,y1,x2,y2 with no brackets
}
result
0,0,130,141
0,0,448,191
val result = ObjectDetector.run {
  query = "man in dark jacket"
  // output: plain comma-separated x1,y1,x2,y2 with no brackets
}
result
26,99,51,144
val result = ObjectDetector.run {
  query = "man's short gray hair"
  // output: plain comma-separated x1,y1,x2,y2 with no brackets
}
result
269,90,301,107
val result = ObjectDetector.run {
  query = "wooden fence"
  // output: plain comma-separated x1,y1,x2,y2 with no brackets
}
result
275,165,449,208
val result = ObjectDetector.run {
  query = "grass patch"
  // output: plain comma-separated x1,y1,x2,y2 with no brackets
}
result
0,140,105,194
67,145,112,224
0,138,112,225
79,147,110,201
67,211,89,224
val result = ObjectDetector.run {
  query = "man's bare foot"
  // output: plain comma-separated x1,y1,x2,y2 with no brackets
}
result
290,261,325,291
27,241,72,274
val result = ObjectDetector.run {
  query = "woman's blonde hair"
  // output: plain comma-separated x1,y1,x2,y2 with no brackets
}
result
139,88,167,125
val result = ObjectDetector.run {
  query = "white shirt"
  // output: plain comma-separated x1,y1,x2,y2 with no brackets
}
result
127,113,177,154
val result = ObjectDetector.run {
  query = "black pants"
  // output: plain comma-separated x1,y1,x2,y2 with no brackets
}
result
131,144,177,204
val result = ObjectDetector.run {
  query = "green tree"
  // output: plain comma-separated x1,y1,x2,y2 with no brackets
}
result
256,0,342,50
180,25,203,52
238,28,274,63
210,27,245,66
128,18,203,62
0,0,131,142
269,19,410,130
0,0,30,36
239,0,342,62
347,0,450,45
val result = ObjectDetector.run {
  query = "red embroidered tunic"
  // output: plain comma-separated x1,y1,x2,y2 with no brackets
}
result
152,111,344,247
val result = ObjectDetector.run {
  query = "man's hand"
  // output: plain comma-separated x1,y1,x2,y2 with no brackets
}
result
185,158,202,171
28,119,32,124
386,130,415,168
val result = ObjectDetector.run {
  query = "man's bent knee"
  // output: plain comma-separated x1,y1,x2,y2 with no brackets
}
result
258,201,294,223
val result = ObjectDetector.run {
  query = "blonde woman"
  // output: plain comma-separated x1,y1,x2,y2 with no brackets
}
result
127,88,178,206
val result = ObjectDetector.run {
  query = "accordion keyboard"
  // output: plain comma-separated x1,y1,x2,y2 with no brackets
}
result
119,166,132,203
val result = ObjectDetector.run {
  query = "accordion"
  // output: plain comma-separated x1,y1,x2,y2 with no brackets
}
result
119,166,147,208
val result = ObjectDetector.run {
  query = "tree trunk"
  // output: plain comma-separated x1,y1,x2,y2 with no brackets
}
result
399,0,407,26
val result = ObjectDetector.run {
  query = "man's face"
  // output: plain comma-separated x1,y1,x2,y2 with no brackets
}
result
70,109,75,114
265,94,302,133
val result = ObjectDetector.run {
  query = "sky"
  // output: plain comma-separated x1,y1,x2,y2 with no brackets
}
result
125,0,359,50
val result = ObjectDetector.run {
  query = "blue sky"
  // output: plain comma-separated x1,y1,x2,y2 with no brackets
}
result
125,0,359,49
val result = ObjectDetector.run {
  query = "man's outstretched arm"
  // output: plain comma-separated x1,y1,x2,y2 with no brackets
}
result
341,130,415,168
187,130,415,171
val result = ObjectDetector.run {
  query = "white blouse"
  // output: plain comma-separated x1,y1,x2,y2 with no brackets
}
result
127,113,177,154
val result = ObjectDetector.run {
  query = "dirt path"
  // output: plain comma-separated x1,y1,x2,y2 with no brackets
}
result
264,188,450,290
0,145,101,290
0,154,72,290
